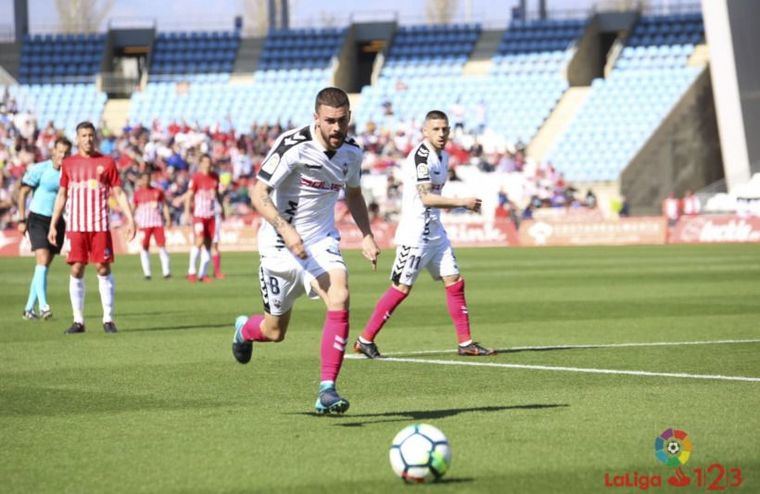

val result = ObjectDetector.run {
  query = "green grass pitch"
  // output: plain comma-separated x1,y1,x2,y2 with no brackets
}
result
1,244,759,492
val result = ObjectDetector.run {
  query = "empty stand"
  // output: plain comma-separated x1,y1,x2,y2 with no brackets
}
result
547,12,705,181
5,83,107,135
149,31,240,82
18,33,105,84
356,20,582,145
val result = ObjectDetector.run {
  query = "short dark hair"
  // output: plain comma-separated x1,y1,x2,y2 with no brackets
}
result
315,87,350,112
199,153,213,164
75,121,96,133
54,136,72,149
425,110,448,122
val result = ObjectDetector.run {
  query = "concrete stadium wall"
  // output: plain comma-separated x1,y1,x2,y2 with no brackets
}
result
0,41,21,80
621,67,724,216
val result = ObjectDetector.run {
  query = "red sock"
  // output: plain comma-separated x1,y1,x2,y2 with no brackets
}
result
242,315,269,342
445,279,472,344
320,310,349,382
361,286,408,342
212,254,221,276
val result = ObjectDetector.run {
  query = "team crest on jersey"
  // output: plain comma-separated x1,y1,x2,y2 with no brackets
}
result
258,153,281,181
96,165,104,176
417,163,430,180
342,162,349,176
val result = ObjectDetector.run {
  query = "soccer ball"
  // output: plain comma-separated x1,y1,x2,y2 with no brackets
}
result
667,440,681,455
389,424,451,483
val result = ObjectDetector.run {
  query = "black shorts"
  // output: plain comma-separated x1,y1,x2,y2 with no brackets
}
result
28,212,65,254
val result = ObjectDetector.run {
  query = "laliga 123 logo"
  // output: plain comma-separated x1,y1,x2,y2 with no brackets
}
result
604,428,744,490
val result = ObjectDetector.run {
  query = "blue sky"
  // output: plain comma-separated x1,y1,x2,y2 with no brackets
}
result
0,0,676,33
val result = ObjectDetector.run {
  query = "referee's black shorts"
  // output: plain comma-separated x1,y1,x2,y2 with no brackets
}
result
27,212,65,254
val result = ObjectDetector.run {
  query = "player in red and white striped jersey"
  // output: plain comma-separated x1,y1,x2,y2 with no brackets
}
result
48,121,135,334
184,154,223,283
132,170,171,280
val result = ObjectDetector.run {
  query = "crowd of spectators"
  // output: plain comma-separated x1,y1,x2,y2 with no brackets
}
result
1,90,598,231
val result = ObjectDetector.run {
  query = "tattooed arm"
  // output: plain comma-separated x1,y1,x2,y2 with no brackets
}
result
416,182,481,212
251,179,306,259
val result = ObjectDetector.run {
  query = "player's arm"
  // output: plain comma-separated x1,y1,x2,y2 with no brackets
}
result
163,202,172,228
345,185,380,270
184,189,194,225
16,184,31,234
417,183,481,212
251,179,306,259
47,186,67,244
112,185,136,241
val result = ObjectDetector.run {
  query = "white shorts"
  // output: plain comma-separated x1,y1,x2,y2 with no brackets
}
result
390,238,459,286
258,236,346,315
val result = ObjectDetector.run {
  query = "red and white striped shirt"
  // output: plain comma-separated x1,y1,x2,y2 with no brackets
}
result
189,172,219,219
60,153,121,232
133,186,166,228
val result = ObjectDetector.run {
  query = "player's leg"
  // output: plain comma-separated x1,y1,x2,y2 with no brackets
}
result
92,231,117,333
232,260,300,363
310,267,351,414
434,244,494,356
211,214,223,279
155,227,171,278
23,249,49,320
187,219,203,281
33,248,53,317
139,228,152,279
65,232,87,333
23,214,53,319
198,234,213,282
67,263,87,333
211,243,223,279
38,215,64,320
355,246,420,358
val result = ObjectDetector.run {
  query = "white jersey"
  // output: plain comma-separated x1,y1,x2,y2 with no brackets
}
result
394,141,448,246
256,124,363,254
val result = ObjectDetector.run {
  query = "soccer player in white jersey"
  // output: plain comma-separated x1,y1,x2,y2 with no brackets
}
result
232,87,380,415
354,110,495,358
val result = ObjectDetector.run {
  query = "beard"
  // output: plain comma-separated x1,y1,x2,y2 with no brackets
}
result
321,128,344,149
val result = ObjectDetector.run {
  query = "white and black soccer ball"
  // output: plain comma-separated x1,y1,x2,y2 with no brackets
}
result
667,440,681,455
389,424,451,483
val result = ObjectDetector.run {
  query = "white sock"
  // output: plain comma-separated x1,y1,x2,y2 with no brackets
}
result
188,246,199,275
98,273,115,323
198,247,211,278
159,247,171,277
69,276,85,324
140,249,151,277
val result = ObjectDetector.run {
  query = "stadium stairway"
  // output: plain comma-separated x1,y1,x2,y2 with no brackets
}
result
527,86,591,163
688,44,710,67
621,65,722,215
463,29,505,75
0,41,20,81
102,98,131,135
233,37,265,73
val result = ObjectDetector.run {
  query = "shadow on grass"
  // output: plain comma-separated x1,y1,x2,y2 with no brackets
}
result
127,323,229,332
0,386,235,417
433,477,476,485
293,403,569,427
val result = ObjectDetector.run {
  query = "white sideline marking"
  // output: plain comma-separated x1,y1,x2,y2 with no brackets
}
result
347,338,760,358
361,357,760,383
